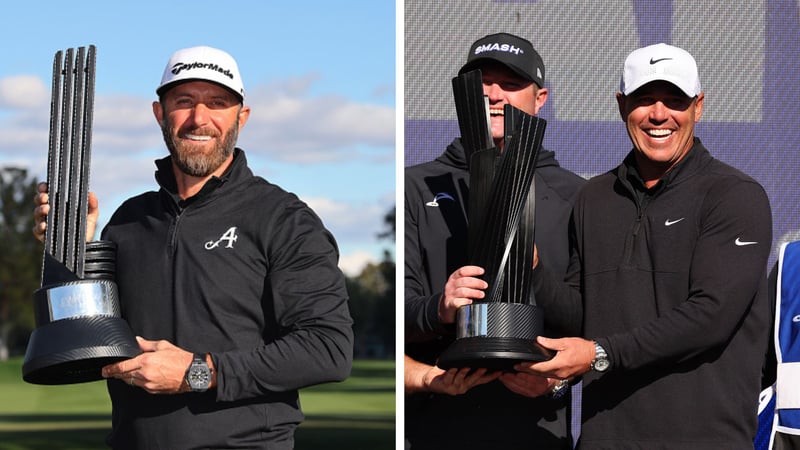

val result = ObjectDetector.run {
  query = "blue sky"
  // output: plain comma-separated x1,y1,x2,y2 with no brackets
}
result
0,1,396,275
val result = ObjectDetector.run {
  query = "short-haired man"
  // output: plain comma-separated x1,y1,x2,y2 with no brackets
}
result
405,32,585,449
34,46,353,449
518,43,772,448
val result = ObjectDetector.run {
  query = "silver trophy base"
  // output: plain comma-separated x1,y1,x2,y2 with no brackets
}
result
22,280,140,385
438,302,551,371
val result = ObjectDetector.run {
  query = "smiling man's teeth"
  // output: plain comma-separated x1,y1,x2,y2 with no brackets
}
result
489,108,504,116
186,134,212,141
647,129,672,138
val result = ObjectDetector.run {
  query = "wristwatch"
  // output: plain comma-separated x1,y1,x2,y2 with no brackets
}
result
185,353,212,392
590,341,610,373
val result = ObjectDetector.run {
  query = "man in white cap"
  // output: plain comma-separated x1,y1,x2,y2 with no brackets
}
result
515,43,773,447
33,46,353,449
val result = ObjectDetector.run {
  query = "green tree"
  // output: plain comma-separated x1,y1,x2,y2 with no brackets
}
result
347,206,395,358
0,167,42,358
374,208,395,354
377,207,394,241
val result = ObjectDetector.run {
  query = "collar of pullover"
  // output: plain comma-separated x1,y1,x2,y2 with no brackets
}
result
154,148,246,209
619,137,710,194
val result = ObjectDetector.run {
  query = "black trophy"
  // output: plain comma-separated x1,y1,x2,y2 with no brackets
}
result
438,69,551,370
22,45,140,385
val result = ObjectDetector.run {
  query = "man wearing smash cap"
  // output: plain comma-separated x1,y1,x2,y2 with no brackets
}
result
33,45,353,449
515,43,772,448
405,32,585,449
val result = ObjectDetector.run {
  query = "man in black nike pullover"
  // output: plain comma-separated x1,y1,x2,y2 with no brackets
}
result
405,33,585,450
516,43,772,449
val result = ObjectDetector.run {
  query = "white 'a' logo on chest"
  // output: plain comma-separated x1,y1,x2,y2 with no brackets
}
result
205,227,238,250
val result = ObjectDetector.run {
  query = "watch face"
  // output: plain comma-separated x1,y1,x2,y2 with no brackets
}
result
189,365,210,389
594,358,610,372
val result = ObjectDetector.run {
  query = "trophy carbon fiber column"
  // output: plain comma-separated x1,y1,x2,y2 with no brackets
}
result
439,70,551,370
23,46,140,385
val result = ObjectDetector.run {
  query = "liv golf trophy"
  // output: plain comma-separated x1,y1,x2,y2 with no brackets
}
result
438,69,551,370
22,46,140,384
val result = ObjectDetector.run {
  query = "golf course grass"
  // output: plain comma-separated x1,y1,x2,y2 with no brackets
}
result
0,357,395,449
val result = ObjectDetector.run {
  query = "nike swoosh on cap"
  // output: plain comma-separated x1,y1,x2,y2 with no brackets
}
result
650,57,673,64
734,237,758,246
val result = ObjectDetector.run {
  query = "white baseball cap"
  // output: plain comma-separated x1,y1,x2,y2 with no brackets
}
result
156,46,245,101
620,43,701,97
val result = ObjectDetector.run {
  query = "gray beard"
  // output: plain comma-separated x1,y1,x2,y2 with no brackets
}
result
162,121,239,177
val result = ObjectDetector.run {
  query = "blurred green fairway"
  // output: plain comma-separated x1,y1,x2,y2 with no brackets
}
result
0,358,395,449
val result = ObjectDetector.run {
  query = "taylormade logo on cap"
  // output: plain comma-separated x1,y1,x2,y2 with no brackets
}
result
157,46,245,101
620,43,701,97
170,61,234,80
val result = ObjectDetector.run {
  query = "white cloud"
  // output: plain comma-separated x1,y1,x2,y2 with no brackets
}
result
0,74,394,167
303,195,387,238
302,195,393,272
0,73,394,274
239,79,395,163
0,93,161,185
0,75,48,109
94,95,154,125
338,250,376,277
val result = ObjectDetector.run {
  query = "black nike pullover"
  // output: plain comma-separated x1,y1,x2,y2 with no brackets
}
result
534,139,772,449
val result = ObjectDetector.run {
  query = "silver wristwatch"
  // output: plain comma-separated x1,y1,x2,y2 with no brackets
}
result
185,353,212,392
591,341,610,373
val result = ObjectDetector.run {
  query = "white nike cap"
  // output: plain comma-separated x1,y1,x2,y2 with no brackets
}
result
156,46,245,101
620,43,701,97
